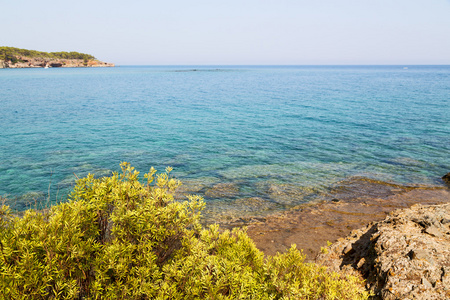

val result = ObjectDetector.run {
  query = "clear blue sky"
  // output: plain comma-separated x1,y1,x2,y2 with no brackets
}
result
2,0,450,65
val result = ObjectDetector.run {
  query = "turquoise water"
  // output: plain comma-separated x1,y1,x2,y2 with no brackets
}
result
1,66,449,217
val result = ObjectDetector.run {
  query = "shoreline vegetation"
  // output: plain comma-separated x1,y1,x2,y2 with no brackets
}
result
0,163,370,299
0,46,114,68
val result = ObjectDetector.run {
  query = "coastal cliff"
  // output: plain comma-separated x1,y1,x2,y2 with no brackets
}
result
0,58,114,68
0,46,114,68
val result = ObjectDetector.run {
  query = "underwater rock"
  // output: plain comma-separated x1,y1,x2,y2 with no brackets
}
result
7,191,47,211
326,177,411,202
246,180,449,260
233,197,279,212
204,182,239,198
255,181,316,205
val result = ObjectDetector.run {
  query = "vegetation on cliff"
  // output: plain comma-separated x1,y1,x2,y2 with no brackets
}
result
0,46,96,63
0,163,370,299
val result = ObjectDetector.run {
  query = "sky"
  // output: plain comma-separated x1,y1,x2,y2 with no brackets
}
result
2,0,450,65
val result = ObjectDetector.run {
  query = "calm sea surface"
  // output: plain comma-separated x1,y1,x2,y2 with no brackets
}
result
1,66,449,218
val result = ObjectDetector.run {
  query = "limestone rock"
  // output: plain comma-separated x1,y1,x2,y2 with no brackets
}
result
317,203,450,299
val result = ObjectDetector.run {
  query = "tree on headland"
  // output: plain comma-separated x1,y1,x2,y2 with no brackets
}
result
0,46,96,61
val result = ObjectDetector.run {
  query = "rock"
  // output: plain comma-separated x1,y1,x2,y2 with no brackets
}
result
2,56,114,68
356,257,366,269
233,197,278,212
205,182,239,198
442,266,450,289
343,243,354,255
421,277,433,288
171,179,209,200
246,186,449,260
317,203,450,299
257,182,315,205
424,226,444,238
443,173,450,186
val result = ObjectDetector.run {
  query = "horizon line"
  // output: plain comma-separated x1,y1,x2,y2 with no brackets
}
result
112,64,450,67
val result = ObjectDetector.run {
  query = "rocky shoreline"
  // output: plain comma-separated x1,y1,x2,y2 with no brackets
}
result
237,175,450,299
0,57,114,68
317,203,450,299
245,186,449,257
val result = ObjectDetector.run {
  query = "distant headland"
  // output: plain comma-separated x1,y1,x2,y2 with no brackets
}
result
0,46,114,68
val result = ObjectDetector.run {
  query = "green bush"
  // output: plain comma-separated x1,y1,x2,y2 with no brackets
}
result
0,163,370,299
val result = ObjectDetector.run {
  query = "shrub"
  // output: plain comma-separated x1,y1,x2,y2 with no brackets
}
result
0,163,370,299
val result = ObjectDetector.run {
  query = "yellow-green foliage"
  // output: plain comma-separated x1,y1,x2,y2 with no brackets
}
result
0,163,370,299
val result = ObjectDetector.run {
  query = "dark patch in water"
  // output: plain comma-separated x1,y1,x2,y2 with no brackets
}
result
169,69,235,73
324,177,412,201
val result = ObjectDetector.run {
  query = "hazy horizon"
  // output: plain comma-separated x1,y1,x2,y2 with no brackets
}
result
3,0,450,65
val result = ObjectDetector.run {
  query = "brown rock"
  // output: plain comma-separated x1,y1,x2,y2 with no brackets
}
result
317,203,450,299
424,226,444,238
443,173,450,186
3,56,114,68
205,182,239,198
246,185,449,259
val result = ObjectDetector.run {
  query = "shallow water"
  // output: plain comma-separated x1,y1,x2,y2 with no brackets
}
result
1,66,449,216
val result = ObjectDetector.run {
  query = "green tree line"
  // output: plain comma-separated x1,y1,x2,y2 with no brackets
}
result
0,46,96,62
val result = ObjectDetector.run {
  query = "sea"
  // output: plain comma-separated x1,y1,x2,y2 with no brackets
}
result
1,65,449,220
